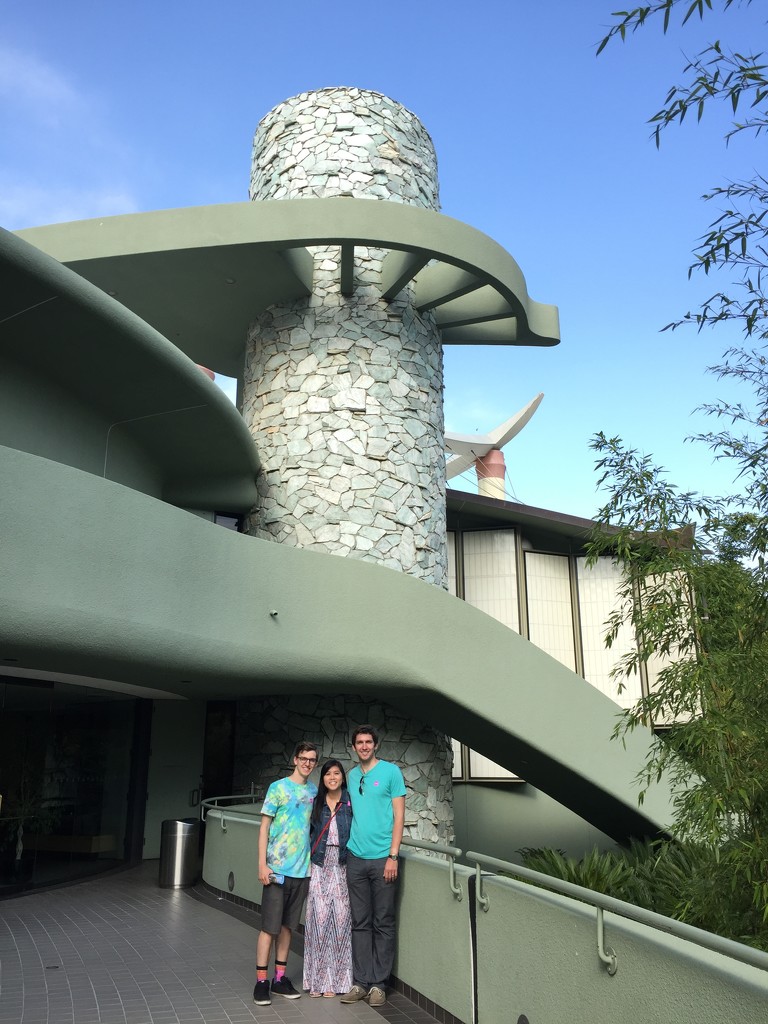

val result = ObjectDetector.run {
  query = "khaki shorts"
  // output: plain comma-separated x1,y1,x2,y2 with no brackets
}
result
260,876,310,935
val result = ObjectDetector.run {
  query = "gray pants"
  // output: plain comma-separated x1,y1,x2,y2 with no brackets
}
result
346,851,398,989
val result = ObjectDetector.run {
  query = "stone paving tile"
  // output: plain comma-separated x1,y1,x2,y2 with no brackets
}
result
0,864,440,1024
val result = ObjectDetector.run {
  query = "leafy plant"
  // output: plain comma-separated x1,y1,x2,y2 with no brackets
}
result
520,840,768,950
580,1,768,949
585,420,768,921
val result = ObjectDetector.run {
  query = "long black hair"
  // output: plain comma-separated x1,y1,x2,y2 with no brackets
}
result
311,759,348,823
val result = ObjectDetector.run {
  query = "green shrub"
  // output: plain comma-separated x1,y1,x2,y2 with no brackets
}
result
519,840,768,952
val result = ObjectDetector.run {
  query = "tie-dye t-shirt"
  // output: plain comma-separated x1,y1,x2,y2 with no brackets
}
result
261,777,317,878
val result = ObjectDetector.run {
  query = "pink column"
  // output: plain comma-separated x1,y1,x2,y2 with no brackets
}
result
475,449,506,501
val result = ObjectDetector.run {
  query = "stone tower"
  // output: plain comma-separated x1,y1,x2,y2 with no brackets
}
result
243,87,447,588
237,88,453,843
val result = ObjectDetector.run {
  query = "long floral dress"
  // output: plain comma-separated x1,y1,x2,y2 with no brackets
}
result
302,814,353,994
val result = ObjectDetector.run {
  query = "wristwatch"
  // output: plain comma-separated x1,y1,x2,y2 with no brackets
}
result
387,854,399,860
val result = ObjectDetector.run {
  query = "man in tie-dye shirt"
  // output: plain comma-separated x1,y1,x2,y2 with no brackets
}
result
253,741,318,1006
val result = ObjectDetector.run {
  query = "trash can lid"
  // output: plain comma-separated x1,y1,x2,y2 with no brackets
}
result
160,818,200,832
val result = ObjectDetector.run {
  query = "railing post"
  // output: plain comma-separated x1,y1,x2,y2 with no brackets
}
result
475,862,490,913
596,907,618,975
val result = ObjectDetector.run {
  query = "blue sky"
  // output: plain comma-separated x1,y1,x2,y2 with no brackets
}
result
2,0,763,518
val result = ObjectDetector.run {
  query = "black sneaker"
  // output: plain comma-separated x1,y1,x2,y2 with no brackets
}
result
271,976,301,999
253,980,271,1005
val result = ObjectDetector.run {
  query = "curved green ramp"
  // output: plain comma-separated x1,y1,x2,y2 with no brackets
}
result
0,444,673,844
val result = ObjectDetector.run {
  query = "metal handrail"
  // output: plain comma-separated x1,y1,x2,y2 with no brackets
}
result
202,796,768,973
203,798,463,898
204,807,261,832
399,837,464,901
200,794,260,820
467,850,768,975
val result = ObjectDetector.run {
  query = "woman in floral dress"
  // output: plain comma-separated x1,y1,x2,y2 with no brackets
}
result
303,759,353,998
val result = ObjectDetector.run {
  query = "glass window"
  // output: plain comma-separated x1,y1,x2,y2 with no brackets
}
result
576,556,642,709
640,572,691,725
462,530,519,632
214,513,242,531
446,531,457,596
525,552,576,671
450,737,463,779
0,681,141,894
467,750,519,780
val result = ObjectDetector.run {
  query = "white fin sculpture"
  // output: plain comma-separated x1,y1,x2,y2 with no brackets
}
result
445,392,544,498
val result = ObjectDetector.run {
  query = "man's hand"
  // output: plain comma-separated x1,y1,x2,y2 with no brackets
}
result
258,814,273,887
383,857,399,883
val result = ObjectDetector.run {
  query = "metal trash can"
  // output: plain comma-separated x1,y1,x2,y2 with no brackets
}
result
158,817,200,888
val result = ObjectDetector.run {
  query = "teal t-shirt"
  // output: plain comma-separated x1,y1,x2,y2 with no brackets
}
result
347,759,406,860
261,777,317,878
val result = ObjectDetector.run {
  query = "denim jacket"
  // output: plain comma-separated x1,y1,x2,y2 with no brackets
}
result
309,790,353,866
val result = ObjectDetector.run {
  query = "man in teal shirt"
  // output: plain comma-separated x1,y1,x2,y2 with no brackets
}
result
341,725,406,1008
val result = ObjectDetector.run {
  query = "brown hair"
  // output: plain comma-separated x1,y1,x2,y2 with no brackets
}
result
351,724,378,745
294,741,319,758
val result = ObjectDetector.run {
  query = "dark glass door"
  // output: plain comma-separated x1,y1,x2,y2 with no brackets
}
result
0,679,147,895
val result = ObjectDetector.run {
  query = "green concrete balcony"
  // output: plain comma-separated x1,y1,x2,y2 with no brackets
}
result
201,796,768,1024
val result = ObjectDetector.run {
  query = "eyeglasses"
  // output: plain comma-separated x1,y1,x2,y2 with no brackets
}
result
359,776,365,795
297,756,318,766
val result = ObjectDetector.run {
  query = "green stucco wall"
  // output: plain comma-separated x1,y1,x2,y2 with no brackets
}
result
202,813,768,1022
1,442,675,843
143,699,207,858
453,782,617,863
477,874,768,1023
0,355,163,497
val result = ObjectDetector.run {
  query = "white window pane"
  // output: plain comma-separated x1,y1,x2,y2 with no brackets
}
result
468,749,519,780
447,531,457,596
463,531,519,632
525,552,576,671
641,572,694,725
576,556,641,709
450,737,463,778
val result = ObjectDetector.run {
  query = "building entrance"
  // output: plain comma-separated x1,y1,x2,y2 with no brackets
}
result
0,678,148,895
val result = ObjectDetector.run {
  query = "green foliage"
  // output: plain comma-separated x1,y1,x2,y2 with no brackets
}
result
586,422,768,917
598,1,768,343
518,845,638,898
592,1,768,945
600,4,764,144
520,840,768,949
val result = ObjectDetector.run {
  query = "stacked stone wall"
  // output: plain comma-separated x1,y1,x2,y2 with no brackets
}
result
244,87,447,586
243,286,446,581
249,87,439,209
233,694,454,845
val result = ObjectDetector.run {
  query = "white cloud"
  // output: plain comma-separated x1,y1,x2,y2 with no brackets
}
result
0,43,141,229
0,181,139,230
0,44,81,122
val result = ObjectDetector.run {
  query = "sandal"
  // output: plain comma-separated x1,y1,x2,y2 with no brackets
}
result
310,992,322,998
323,992,336,998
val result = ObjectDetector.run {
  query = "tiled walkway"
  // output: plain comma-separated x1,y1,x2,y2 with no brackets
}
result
0,863,439,1024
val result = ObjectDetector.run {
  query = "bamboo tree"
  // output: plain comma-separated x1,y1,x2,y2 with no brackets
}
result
599,1,768,342
585,414,768,943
